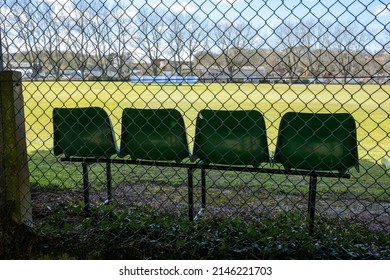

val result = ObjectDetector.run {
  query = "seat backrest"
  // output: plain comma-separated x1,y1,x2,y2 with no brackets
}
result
274,112,359,172
119,108,189,162
192,110,269,167
53,107,117,158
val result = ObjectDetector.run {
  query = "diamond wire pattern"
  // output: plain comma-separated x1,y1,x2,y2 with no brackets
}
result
0,0,389,241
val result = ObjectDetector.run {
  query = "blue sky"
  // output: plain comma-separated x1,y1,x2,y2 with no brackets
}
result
4,0,389,28
128,0,390,26
32,0,390,33
122,0,389,50
1,0,388,53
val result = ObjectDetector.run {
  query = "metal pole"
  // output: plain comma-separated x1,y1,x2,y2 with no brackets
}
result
201,168,206,209
308,175,318,236
106,161,112,204
187,168,194,221
82,162,90,216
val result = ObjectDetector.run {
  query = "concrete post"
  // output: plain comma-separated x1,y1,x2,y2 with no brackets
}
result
0,71,32,226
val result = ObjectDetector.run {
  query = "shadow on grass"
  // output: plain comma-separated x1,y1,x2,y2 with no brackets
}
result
30,149,390,231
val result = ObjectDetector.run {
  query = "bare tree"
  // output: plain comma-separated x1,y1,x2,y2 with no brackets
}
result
163,12,208,76
11,0,44,77
38,2,66,78
274,20,305,83
64,0,115,79
110,2,134,79
385,23,390,52
194,49,217,70
164,12,187,75
0,2,13,69
211,21,260,81
382,23,390,75
133,7,165,76
297,18,332,77
184,15,209,75
87,1,113,79
63,0,93,79
330,21,369,83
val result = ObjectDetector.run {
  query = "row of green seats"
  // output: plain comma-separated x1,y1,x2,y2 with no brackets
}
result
53,107,359,173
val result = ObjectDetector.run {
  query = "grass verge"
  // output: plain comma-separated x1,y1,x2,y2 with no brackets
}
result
30,206,390,260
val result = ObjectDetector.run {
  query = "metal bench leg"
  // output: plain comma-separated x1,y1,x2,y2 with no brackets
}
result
193,168,207,220
82,162,90,216
308,175,318,236
187,168,194,221
201,167,206,209
105,161,112,204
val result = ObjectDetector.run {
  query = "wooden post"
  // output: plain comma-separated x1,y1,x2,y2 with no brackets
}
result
0,70,32,226
0,31,4,72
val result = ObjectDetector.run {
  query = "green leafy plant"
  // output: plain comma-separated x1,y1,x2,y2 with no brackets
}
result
31,206,390,260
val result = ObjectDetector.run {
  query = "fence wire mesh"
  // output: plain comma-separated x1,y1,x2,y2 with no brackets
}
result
1,0,390,258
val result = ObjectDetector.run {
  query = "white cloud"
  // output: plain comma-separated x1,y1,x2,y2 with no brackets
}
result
171,2,196,13
43,0,74,15
45,0,72,6
375,3,390,17
151,1,165,9
215,0,241,4
0,5,11,16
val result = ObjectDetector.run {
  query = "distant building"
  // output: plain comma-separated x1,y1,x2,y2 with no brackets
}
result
198,66,266,83
61,69,82,80
197,66,229,82
372,74,390,84
84,66,118,79
156,59,192,71
233,66,266,82
10,62,33,79
12,67,33,79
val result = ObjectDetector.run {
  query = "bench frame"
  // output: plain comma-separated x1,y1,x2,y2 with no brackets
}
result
55,108,356,236
62,157,350,235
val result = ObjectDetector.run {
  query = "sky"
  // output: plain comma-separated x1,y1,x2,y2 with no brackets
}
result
128,0,390,26
1,0,389,53
2,0,389,33
124,0,389,51
38,0,389,27
110,0,390,46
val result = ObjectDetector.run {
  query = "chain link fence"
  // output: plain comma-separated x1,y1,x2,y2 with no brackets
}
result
1,0,390,258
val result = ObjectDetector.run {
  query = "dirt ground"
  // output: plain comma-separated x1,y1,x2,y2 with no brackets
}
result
31,182,390,233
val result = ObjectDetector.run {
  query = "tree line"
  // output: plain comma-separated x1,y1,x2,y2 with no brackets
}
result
1,0,389,82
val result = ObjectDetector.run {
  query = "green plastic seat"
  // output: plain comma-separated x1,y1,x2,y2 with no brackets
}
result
193,110,270,167
274,112,359,172
53,107,117,215
119,108,189,162
53,107,117,157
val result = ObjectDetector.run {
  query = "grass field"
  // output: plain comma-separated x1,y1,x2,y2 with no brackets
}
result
23,81,390,160
23,81,390,206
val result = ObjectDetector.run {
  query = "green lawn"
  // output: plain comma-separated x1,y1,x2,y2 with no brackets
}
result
23,81,390,160
23,81,390,202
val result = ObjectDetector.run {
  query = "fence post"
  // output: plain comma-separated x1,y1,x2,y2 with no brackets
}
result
0,70,32,226
0,31,3,72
